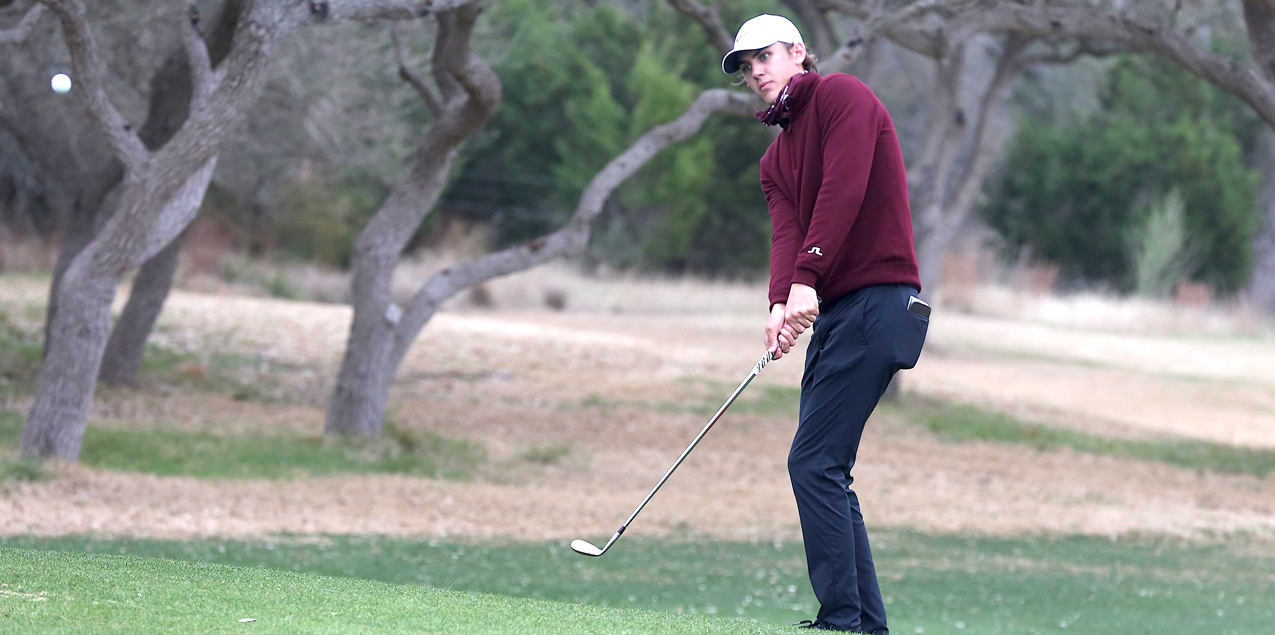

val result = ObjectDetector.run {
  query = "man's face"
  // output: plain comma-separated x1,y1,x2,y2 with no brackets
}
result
738,42,806,105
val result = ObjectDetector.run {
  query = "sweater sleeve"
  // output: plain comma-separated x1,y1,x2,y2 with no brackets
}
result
762,165,803,309
790,76,881,290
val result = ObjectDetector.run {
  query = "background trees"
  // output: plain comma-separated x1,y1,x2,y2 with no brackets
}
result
984,55,1262,294
442,0,775,275
5,0,1275,456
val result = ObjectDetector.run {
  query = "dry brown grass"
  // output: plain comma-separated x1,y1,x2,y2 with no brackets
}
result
0,267,1273,543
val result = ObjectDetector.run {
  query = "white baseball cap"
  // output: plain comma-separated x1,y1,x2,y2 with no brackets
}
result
722,14,804,74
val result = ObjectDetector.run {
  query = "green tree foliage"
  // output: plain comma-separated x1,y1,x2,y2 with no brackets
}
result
982,55,1262,293
271,175,388,268
440,0,781,276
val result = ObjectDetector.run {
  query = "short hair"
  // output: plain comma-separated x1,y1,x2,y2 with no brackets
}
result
787,43,818,72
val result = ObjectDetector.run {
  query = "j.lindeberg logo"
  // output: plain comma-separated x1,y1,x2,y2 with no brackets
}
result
807,247,823,256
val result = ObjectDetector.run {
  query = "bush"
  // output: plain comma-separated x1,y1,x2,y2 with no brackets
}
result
983,55,1262,293
437,0,777,276
270,176,387,269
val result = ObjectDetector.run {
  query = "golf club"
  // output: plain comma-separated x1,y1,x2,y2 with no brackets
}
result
571,348,777,557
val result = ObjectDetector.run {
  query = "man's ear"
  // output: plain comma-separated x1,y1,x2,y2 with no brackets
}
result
791,42,807,66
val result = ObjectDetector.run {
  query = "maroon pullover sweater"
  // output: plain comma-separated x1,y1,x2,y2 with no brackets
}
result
761,72,920,309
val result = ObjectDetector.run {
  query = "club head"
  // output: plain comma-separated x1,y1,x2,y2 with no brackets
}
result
570,539,604,557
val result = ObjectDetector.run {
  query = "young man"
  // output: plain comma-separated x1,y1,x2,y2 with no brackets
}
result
722,14,929,634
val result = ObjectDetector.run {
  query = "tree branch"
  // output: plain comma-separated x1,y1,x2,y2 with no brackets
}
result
36,0,148,167
391,21,442,116
322,0,482,22
0,2,44,43
1243,0,1275,83
1018,38,1125,66
393,88,757,359
911,39,967,239
820,0,981,72
180,4,218,111
967,2,1275,128
782,0,841,59
945,31,1031,229
429,3,488,107
665,0,732,55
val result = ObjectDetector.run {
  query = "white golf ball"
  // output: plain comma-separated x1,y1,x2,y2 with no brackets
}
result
51,73,72,93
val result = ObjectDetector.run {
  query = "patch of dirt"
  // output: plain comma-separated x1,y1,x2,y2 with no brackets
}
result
1,280,1273,543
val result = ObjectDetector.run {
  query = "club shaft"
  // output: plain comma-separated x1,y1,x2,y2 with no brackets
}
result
615,352,772,534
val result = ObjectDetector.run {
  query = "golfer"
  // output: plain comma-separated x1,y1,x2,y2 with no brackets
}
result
723,14,929,633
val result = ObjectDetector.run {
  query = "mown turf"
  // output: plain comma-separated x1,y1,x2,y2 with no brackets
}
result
0,548,788,635
5,533,1272,634
0,410,484,480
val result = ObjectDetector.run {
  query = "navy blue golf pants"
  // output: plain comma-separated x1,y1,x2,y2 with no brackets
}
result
790,284,928,634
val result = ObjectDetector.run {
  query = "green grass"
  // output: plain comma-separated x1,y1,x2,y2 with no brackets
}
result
0,311,43,399
5,533,1273,634
519,444,572,465
0,412,483,480
0,308,312,405
134,344,307,404
0,548,787,635
0,453,44,484
904,398,1275,477
588,377,1275,479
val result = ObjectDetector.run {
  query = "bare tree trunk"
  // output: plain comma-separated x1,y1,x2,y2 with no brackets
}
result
21,267,115,458
1253,203,1275,312
1245,1,1275,313
99,229,187,384
911,42,967,295
916,33,1030,294
22,158,216,458
42,171,120,357
1251,131,1275,311
0,2,44,44
327,6,499,436
95,0,242,385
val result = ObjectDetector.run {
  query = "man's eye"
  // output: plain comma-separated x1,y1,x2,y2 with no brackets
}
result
760,53,770,60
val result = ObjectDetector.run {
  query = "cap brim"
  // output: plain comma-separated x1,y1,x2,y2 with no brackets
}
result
722,50,744,74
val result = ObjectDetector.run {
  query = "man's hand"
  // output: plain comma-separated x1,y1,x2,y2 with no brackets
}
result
784,283,819,339
765,303,799,359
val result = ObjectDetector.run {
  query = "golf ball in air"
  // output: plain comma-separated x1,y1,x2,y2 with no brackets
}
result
51,73,72,93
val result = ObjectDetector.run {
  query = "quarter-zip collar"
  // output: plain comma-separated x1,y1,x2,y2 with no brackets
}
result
756,71,818,128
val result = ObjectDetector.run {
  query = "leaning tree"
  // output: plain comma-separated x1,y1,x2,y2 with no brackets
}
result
324,4,759,436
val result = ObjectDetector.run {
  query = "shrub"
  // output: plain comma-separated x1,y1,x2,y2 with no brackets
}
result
983,55,1261,293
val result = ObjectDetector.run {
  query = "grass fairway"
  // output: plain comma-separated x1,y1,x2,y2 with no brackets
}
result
6,533,1273,634
0,548,788,635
